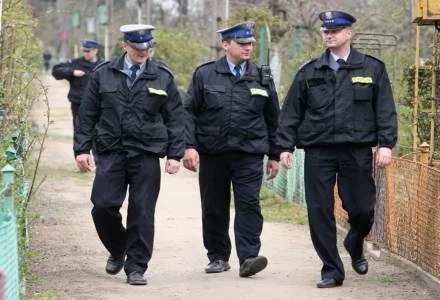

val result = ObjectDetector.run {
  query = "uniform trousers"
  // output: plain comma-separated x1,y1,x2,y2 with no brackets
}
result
90,152,160,275
304,145,375,282
199,152,264,265
70,102,80,135
70,102,81,156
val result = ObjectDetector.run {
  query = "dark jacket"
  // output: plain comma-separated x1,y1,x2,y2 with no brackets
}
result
52,57,104,104
277,48,398,151
184,56,280,160
73,54,184,160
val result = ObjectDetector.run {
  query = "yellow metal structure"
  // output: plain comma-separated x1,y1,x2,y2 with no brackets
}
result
412,26,421,161
411,0,440,164
412,0,440,25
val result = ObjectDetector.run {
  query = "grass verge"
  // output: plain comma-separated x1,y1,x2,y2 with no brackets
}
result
259,187,308,224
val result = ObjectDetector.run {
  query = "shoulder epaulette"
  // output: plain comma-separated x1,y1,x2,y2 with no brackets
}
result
93,60,110,71
298,59,316,72
255,63,269,70
365,54,385,65
156,61,174,77
195,60,215,72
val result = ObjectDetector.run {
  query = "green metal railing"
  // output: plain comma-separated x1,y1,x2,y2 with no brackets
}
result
0,163,19,300
265,149,306,205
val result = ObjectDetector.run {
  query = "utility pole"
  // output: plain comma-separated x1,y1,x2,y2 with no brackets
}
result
137,0,145,23
210,0,227,59
145,0,151,23
225,0,229,21
0,0,3,33
105,0,113,60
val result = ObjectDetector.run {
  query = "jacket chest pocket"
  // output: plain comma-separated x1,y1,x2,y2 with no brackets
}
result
305,78,329,110
247,87,269,113
202,85,225,110
99,86,119,109
352,84,374,123
99,85,118,95
353,83,373,102
138,87,168,114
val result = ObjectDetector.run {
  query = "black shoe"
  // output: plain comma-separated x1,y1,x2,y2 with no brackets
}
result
352,258,368,275
127,271,147,285
239,256,268,277
105,254,125,275
343,237,369,275
316,278,343,288
204,259,231,273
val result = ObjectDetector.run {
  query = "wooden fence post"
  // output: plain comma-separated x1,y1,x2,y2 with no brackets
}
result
419,142,430,165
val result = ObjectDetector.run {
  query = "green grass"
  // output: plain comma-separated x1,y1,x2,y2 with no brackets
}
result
377,276,393,284
33,290,57,300
72,171,95,185
259,187,308,224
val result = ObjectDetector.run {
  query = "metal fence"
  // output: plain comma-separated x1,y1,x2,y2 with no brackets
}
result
0,164,19,300
264,150,306,206
265,151,440,279
336,158,440,278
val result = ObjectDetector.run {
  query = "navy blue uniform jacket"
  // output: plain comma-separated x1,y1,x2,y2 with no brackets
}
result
184,56,280,160
74,55,184,160
277,48,397,151
52,57,104,104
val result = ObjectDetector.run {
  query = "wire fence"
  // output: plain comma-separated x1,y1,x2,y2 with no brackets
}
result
0,164,19,300
265,151,440,278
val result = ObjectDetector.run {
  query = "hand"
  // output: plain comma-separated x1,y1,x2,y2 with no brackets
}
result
266,160,279,180
76,154,93,172
183,148,199,172
165,159,180,174
73,70,86,77
375,147,392,168
280,152,293,169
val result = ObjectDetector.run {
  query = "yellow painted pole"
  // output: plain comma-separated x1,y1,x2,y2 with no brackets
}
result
430,31,438,164
412,25,421,161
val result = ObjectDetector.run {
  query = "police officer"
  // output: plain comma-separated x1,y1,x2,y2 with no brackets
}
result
52,40,103,143
74,24,184,285
277,11,398,288
42,48,52,73
183,21,280,277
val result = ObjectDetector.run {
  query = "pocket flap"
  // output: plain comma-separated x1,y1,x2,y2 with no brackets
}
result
99,86,118,93
204,85,226,93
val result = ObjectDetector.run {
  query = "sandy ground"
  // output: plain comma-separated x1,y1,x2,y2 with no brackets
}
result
25,75,440,300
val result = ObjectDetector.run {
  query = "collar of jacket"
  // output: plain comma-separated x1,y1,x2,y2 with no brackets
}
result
314,48,365,70
109,54,159,79
214,56,260,81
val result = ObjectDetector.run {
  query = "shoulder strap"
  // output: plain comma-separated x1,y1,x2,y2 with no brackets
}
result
93,60,110,71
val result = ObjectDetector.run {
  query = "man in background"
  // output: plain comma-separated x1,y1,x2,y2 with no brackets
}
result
52,40,103,156
42,48,52,73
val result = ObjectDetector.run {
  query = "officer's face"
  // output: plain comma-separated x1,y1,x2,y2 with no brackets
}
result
223,40,254,64
82,48,98,61
321,27,352,49
123,43,150,64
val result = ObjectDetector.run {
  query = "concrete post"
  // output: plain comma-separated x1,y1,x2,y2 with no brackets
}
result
1,164,15,215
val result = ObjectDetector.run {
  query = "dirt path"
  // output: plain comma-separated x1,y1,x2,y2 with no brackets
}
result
26,75,439,300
